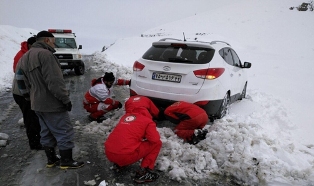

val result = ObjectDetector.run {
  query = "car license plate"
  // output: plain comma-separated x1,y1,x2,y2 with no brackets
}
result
152,72,181,83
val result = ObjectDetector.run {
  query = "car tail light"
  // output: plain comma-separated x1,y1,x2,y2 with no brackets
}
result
171,43,187,48
48,29,72,33
194,100,209,106
193,68,225,80
133,61,145,71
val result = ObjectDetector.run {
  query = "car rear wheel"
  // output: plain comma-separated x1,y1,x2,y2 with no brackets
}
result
239,82,247,100
74,62,85,75
216,92,230,119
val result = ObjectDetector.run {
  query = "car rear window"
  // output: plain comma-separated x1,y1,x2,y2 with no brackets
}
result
142,45,215,64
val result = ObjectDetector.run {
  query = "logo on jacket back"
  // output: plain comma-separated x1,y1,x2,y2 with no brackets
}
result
124,115,136,122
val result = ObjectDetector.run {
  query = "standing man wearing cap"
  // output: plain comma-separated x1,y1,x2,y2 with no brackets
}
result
12,36,43,150
83,72,130,123
15,30,84,169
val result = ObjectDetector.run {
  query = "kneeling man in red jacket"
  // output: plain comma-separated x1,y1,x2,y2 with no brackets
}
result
104,96,162,183
164,101,209,145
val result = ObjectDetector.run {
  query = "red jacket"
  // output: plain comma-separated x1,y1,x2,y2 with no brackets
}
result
13,41,28,72
164,101,207,122
104,107,161,154
125,96,160,119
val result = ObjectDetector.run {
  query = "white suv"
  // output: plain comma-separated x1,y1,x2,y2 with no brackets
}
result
130,38,252,120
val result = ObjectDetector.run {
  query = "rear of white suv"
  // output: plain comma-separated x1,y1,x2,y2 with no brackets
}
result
130,38,251,120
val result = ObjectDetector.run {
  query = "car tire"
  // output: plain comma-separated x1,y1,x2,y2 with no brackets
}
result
239,82,247,100
74,62,85,75
217,92,230,119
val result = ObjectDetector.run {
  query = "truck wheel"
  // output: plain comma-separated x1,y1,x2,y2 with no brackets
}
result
74,63,85,75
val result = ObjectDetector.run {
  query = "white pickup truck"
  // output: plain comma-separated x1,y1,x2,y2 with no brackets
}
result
48,29,85,75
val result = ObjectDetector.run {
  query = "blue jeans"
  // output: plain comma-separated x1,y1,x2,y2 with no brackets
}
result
35,111,74,150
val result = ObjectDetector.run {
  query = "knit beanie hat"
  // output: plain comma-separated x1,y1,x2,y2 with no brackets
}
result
36,30,54,39
27,36,37,45
103,72,115,81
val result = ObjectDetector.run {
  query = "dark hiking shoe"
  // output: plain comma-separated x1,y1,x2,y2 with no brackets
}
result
59,149,84,169
44,146,60,168
112,163,126,173
96,116,107,123
46,158,60,168
188,129,208,145
60,160,84,169
198,129,208,139
88,115,107,123
133,168,159,183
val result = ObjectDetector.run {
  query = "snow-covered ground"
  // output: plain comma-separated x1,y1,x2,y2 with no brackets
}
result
1,0,314,185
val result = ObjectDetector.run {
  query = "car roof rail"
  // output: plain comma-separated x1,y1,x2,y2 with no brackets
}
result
159,38,182,42
210,40,231,46
195,40,211,44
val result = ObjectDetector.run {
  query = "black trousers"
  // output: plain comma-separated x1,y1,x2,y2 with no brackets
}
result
13,94,41,149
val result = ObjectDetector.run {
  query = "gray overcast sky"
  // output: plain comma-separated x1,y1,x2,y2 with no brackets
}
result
0,0,217,54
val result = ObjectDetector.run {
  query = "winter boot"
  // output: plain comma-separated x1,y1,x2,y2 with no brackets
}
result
44,146,60,168
188,129,208,145
112,163,126,173
133,167,159,183
96,116,107,123
59,149,84,169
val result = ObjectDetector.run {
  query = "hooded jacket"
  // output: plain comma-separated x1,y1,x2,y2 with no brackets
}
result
83,77,130,105
124,95,159,119
13,41,28,73
12,42,29,96
16,41,70,112
164,101,207,123
105,107,161,154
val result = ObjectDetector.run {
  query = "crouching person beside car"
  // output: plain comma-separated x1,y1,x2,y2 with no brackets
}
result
83,72,130,123
163,101,209,145
104,96,162,184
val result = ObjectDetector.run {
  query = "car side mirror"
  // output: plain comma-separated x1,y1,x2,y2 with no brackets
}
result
243,62,251,68
78,45,82,49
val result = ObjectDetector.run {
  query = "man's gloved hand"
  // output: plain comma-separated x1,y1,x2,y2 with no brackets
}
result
65,102,72,111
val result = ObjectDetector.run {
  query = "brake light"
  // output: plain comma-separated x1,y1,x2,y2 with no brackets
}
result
193,68,225,80
171,43,187,48
133,61,145,71
48,29,72,33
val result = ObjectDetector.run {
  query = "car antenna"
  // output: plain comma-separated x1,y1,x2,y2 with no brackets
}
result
183,32,186,41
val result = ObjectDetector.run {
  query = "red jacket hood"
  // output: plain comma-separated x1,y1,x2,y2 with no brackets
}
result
131,107,153,119
13,41,28,72
20,41,28,52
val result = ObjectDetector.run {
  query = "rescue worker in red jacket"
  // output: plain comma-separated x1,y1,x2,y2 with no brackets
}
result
104,96,162,183
164,101,209,145
12,36,43,150
83,72,130,122
13,37,36,72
